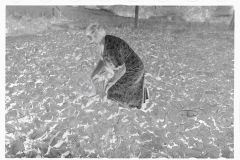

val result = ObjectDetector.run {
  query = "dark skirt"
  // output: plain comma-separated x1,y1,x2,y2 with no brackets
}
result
107,69,145,109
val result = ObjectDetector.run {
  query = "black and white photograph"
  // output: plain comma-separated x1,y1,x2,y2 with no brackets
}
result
5,2,235,158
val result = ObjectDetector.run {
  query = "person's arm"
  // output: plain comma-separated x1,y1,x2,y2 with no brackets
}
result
110,63,126,83
104,63,126,92
91,60,105,80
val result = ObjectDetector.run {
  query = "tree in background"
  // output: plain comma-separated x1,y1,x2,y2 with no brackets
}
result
134,6,139,28
229,9,234,30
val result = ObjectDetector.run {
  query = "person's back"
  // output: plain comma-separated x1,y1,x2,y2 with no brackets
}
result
103,35,144,72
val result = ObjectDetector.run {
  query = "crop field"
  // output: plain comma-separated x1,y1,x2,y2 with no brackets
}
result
5,6,234,158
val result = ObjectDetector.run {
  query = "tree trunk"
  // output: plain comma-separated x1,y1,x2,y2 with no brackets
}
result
52,7,55,17
229,10,234,30
134,6,139,28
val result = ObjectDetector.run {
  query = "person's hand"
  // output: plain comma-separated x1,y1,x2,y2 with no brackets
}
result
91,76,98,83
104,81,114,93
104,83,110,93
